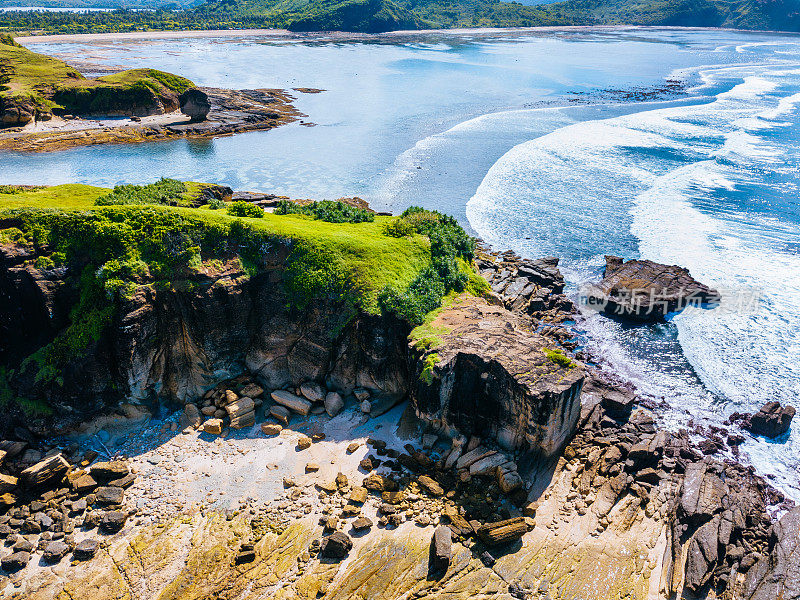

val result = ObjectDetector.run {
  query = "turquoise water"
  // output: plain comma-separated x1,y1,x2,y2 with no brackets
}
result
3,27,800,497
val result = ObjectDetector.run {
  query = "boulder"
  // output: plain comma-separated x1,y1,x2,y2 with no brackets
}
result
73,538,99,560
0,474,18,493
497,469,523,494
261,423,282,436
679,463,727,524
42,540,69,563
181,403,202,429
585,256,720,321
203,418,224,435
352,517,372,531
348,486,368,504
271,390,312,416
1,551,29,572
746,402,795,438
270,405,291,425
476,517,530,546
20,454,69,488
320,531,353,560
238,383,264,398
100,511,127,533
300,381,325,402
296,434,312,450
91,461,129,481
96,486,125,505
225,397,255,429
325,392,344,417
179,88,211,122
432,526,452,570
417,475,444,497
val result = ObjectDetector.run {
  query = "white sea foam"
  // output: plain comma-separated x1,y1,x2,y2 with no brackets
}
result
467,59,800,499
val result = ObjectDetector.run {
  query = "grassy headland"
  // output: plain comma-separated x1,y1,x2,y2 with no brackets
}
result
0,35,194,125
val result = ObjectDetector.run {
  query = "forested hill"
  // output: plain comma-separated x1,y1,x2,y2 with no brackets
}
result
0,0,798,34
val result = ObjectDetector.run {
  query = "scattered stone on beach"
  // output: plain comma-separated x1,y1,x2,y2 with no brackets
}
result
182,403,202,429
203,418,224,435
305,462,320,473
261,423,282,436
348,486,368,504
417,475,444,497
100,511,127,533
297,435,312,450
300,381,325,402
271,390,312,416
226,397,255,429
21,454,69,487
90,461,129,481
360,400,372,414
320,531,353,560
73,538,99,560
476,517,531,546
42,540,69,562
346,442,361,454
239,383,264,398
95,486,125,505
352,517,372,531
1,551,29,572
270,405,291,425
325,392,344,417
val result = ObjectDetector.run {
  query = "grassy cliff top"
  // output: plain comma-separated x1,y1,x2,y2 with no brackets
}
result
0,36,194,114
0,183,433,314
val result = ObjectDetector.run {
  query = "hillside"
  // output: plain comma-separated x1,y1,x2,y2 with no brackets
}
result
0,0,799,32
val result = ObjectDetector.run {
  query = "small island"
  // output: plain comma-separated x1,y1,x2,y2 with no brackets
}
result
0,35,306,152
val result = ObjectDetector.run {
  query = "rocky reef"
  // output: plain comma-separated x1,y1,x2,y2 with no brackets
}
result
585,255,721,321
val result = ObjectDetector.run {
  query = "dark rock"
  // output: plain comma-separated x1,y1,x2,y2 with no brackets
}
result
1,550,29,571
235,549,256,564
90,461,129,482
476,517,530,546
73,538,99,560
319,531,353,560
431,526,451,570
42,540,69,563
351,517,372,531
585,256,720,321
179,88,211,122
100,511,127,533
746,402,795,438
95,486,124,505
20,454,69,488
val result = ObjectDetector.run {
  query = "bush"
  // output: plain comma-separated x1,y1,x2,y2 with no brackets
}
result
378,206,474,325
206,198,226,210
275,199,374,223
226,201,265,219
95,178,187,207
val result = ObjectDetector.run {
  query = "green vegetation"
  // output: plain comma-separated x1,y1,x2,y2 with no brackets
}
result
227,200,266,218
0,38,194,122
379,206,475,325
0,0,797,35
95,178,189,207
275,199,374,224
543,347,576,369
420,352,440,384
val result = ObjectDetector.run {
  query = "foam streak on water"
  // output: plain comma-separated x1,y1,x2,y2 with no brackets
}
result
467,51,800,499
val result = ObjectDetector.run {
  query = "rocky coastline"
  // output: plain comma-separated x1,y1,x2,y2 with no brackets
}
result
0,193,796,599
0,87,306,153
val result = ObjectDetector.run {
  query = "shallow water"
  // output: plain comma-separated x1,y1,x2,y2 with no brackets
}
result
3,27,800,498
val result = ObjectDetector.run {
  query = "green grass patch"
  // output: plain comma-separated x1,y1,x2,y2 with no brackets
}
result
543,347,576,369
408,291,461,351
0,184,108,211
420,352,440,384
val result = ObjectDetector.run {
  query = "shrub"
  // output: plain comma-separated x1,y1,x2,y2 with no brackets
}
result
544,348,576,369
206,198,226,210
275,199,374,223
95,178,187,207
226,201,265,219
378,206,475,325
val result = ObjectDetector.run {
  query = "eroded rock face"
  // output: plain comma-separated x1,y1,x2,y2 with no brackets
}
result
0,240,410,434
585,255,721,321
411,295,584,455
741,506,800,600
179,88,211,122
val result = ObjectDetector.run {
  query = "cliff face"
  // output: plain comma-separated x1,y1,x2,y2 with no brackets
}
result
410,296,584,455
0,240,410,433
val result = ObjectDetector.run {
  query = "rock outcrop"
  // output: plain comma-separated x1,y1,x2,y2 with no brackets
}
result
411,295,584,455
746,401,795,438
584,255,721,321
179,88,211,122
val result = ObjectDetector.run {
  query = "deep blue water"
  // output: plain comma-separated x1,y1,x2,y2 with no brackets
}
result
2,27,800,497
